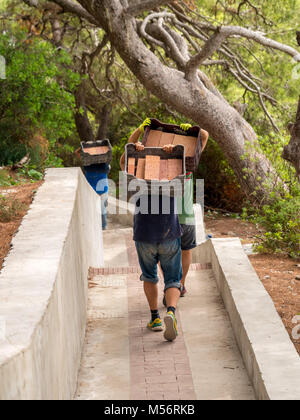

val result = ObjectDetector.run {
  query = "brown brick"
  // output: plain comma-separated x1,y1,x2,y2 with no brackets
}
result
168,159,183,180
159,160,169,180
159,132,175,147
145,155,160,180
146,130,162,147
128,157,136,175
136,158,146,179
83,146,109,155
173,135,197,157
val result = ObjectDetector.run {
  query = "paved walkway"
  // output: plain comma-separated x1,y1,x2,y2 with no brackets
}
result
75,224,255,400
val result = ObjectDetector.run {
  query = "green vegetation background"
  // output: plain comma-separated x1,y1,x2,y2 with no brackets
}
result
0,0,299,256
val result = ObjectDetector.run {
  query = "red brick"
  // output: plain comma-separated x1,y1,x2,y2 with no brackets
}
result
146,375,177,384
159,160,169,180
167,159,183,180
128,157,136,175
147,392,164,400
159,132,175,147
146,130,162,147
145,155,161,180
136,158,146,179
173,135,197,157
83,146,109,155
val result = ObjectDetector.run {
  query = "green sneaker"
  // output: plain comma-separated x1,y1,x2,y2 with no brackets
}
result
147,318,163,332
164,311,178,341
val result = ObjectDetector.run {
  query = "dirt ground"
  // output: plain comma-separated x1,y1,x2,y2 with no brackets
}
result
0,181,42,271
205,212,300,356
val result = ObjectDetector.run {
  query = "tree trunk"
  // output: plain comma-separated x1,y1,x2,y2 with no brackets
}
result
96,104,112,140
74,83,95,143
283,96,300,181
78,0,274,202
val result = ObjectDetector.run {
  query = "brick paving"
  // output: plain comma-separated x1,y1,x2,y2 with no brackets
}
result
76,227,255,400
124,232,197,400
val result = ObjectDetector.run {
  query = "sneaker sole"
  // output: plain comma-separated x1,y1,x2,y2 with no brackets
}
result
164,314,177,341
148,325,163,332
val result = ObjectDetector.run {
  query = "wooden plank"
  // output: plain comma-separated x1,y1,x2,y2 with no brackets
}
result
167,159,183,180
136,158,146,179
145,155,161,180
145,130,162,147
159,132,175,147
159,160,169,180
173,135,197,157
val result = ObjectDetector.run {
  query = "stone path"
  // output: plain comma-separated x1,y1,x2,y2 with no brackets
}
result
75,224,255,400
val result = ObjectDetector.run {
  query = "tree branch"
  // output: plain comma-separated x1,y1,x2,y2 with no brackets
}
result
185,27,226,80
126,0,174,16
50,0,98,25
185,23,300,80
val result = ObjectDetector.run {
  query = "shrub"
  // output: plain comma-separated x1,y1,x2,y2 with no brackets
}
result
0,196,25,222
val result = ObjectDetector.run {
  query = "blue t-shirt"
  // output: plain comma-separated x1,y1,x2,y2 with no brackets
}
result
133,195,182,243
84,164,109,195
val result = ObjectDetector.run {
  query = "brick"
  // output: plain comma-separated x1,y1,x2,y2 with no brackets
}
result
159,160,169,180
159,132,175,147
163,392,180,400
175,363,192,375
146,130,162,147
173,135,197,157
128,157,136,176
146,375,177,384
167,159,183,180
147,392,164,400
136,158,146,179
176,375,194,387
145,155,160,180
83,146,109,155
161,383,179,392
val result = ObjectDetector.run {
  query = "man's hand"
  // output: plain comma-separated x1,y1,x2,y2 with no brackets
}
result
180,123,192,131
135,142,145,151
163,144,175,154
138,118,151,133
75,147,81,158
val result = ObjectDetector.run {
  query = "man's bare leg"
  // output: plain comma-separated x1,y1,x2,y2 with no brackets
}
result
165,286,180,309
181,249,192,288
144,281,159,310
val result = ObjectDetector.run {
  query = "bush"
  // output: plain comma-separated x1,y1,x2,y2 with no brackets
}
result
0,196,25,222
0,28,80,168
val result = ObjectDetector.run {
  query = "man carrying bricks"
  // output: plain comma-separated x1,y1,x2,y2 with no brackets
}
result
120,118,182,341
163,124,209,303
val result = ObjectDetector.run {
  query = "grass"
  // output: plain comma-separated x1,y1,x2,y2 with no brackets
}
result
0,195,25,222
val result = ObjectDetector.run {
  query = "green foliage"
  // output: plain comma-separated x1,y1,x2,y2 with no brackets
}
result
0,28,80,167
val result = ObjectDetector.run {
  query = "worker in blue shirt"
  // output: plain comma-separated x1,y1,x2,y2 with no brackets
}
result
76,148,110,230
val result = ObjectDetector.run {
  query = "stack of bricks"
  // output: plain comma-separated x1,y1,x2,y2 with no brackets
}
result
145,130,197,157
130,157,182,181
84,146,109,156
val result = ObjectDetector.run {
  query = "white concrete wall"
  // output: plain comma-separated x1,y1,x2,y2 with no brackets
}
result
0,168,103,400
193,239,300,400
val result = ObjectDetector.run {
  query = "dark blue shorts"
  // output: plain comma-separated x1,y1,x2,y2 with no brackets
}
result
181,224,197,251
135,239,182,292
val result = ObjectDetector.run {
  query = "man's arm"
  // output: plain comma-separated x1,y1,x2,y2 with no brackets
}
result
200,129,209,152
120,127,142,171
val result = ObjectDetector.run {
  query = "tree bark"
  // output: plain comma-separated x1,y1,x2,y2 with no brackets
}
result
96,104,112,140
75,0,273,202
47,0,293,201
283,96,300,181
74,83,95,143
